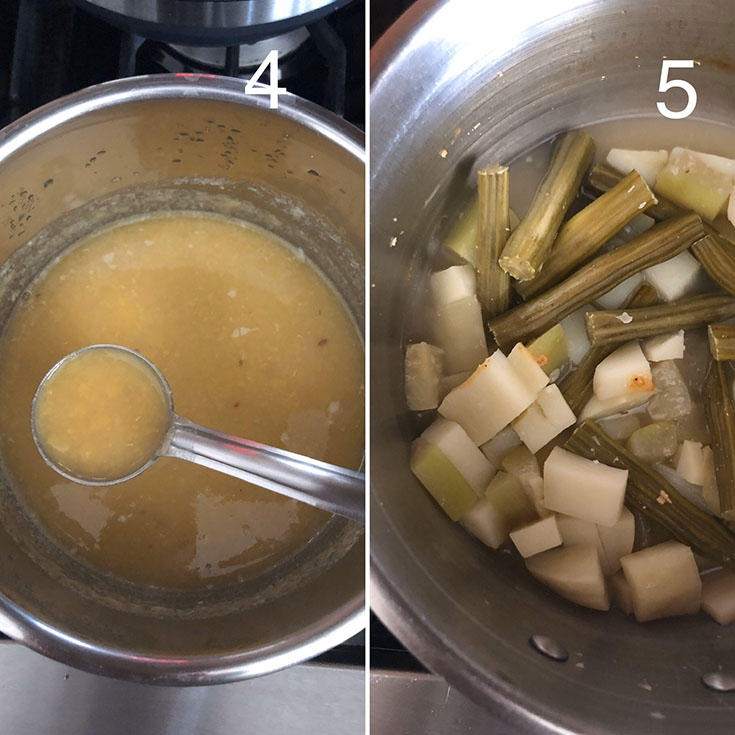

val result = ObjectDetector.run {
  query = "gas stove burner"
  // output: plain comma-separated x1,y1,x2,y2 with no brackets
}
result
73,0,353,45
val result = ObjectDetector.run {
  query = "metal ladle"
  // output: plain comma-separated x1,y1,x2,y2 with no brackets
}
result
31,345,364,523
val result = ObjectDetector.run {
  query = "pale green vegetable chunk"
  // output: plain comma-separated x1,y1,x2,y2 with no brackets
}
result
647,360,692,421
620,541,702,622
527,324,569,376
701,569,735,624
480,426,522,466
598,413,642,441
525,544,610,611
405,342,444,411
500,444,540,478
510,515,562,558
625,422,678,463
484,471,537,543
655,147,732,222
432,295,488,373
609,569,633,614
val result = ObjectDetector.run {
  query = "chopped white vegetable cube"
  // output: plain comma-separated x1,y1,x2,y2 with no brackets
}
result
510,515,562,558
512,384,576,453
560,306,592,365
593,341,654,402
421,418,495,497
643,251,702,302
609,569,633,614
597,507,635,575
536,384,577,429
595,273,644,310
579,391,651,421
620,541,701,622
439,350,538,445
701,569,735,625
432,295,488,373
606,148,668,188
676,440,707,486
430,264,476,307
480,426,522,466
642,330,685,362
500,444,540,477
556,514,606,567
460,498,507,548
543,446,628,527
439,371,472,400
526,544,610,611
507,343,550,395
405,342,444,411
598,413,642,441
519,473,549,518
679,148,735,180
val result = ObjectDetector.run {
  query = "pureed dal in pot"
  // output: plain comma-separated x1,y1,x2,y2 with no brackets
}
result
0,212,364,588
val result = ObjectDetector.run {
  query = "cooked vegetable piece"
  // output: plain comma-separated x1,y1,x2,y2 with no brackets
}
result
598,507,635,575
644,251,702,302
655,147,732,222
513,385,576,453
609,569,633,614
606,148,668,187
439,371,472,400
439,350,539,445
405,342,444,410
510,515,563,558
560,307,591,365
598,413,642,441
626,422,678,463
430,264,476,307
410,439,481,521
565,420,735,570
499,131,595,281
460,498,506,548
708,323,735,360
701,569,735,624
480,426,522,466
642,330,685,362
488,214,704,351
507,343,550,395
477,165,511,317
595,274,644,310
556,515,606,568
703,360,735,519
543,446,628,527
593,342,653,401
443,195,479,265
520,473,549,518
586,294,735,348
516,170,656,299
432,295,488,373
648,360,692,421
527,324,569,376
579,392,651,422
500,444,540,478
525,544,610,611
620,541,701,622
419,417,496,492
676,440,707,486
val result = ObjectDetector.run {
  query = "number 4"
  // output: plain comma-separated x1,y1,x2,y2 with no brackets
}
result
245,50,288,109
657,60,697,120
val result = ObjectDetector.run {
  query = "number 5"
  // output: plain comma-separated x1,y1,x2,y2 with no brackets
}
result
656,60,697,119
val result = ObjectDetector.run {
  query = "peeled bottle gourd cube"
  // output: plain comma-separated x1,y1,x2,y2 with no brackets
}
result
432,295,488,373
513,384,576,454
579,391,652,421
597,507,635,575
598,413,642,441
643,251,701,302
642,330,685,362
507,343,550,395
480,426,522,466
430,264,477,307
593,342,654,402
595,273,644,310
620,541,701,622
560,307,592,365
647,360,692,421
404,342,444,411
510,515,562,558
701,569,735,625
606,148,668,187
556,514,606,569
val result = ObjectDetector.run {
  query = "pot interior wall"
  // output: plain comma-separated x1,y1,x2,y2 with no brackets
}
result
371,0,735,731
0,81,364,680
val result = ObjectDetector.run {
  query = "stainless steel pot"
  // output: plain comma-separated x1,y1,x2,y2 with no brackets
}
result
0,75,364,683
371,0,735,731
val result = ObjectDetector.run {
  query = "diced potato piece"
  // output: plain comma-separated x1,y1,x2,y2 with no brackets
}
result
527,325,569,376
443,197,479,265
500,444,540,477
644,251,702,302
593,342,654,402
507,343,550,395
526,544,610,611
556,514,606,569
519,473,549,518
560,306,592,365
595,273,644,310
510,515,562,558
597,507,635,575
432,295,488,373
579,391,651,421
609,569,633,614
606,148,668,187
676,440,707,486
598,413,642,441
655,147,732,222
701,569,735,625
642,330,685,362
405,342,444,411
430,264,476,307
625,421,678,463
462,471,536,548
421,418,495,496
480,426,522,466
512,384,576,453
620,541,702,622
647,360,692,421
439,371,472,401
543,446,628,527
410,438,480,521
439,350,537,445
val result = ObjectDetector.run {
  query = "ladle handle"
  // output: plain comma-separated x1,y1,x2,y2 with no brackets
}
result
165,416,365,523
